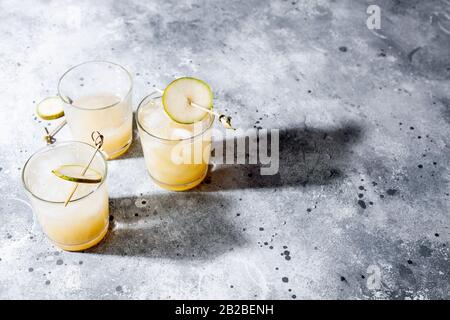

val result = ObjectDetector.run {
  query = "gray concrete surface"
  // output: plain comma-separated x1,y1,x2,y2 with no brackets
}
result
0,0,449,299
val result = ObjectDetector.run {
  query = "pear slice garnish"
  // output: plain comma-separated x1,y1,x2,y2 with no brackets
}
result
52,164,102,184
156,79,235,129
36,97,65,120
162,77,213,124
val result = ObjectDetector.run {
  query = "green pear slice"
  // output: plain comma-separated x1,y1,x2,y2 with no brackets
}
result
36,97,65,120
52,165,102,184
162,77,213,124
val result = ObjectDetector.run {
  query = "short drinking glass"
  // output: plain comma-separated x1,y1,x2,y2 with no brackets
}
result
137,92,214,191
58,61,133,159
22,141,109,251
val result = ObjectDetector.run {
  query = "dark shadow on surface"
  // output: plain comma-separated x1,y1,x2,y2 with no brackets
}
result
87,193,246,260
196,123,363,191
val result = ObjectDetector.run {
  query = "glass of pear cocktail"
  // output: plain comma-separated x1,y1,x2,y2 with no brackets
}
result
57,61,133,159
22,141,109,251
137,78,214,191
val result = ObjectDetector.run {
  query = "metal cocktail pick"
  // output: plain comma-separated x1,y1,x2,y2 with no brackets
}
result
64,131,104,207
44,119,67,144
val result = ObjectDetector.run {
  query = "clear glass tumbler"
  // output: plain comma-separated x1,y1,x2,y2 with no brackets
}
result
136,92,214,191
58,61,133,159
22,141,109,251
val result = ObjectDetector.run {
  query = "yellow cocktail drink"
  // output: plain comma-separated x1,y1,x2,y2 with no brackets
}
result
137,93,213,191
65,94,132,159
58,61,133,159
22,142,109,251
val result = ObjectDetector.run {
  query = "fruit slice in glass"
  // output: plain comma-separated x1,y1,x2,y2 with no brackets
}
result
22,141,109,251
137,89,214,191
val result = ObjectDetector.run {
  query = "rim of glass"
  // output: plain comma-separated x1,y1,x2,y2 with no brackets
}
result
22,141,108,204
136,92,215,142
57,60,133,111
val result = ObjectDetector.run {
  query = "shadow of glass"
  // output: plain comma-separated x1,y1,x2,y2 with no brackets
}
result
196,123,363,191
87,193,247,260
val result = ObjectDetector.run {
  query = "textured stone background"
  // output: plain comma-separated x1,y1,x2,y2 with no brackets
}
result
0,0,449,299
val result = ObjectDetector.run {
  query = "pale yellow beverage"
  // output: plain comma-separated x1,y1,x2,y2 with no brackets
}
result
137,94,213,191
58,61,133,159
22,142,109,251
65,94,132,159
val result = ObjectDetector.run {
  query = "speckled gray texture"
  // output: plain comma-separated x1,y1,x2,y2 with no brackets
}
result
0,0,449,299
